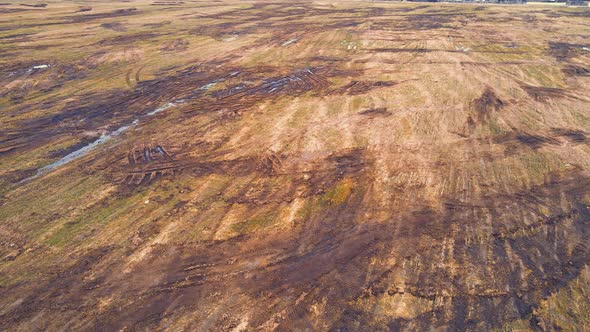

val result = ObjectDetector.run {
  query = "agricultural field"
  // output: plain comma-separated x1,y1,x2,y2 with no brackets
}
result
1,0,590,330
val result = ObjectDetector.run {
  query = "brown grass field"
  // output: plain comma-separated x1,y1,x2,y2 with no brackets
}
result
1,0,590,330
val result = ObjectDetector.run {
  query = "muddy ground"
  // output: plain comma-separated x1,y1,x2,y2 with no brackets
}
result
1,0,590,331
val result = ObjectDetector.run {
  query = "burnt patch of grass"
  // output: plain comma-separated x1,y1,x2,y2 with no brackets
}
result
63,7,138,23
472,88,504,122
516,133,561,149
20,3,47,8
335,81,397,95
405,13,455,30
550,128,587,143
151,1,185,5
358,107,392,118
562,64,590,77
493,132,560,154
160,38,189,52
100,22,127,32
97,32,158,46
0,8,26,13
143,21,171,28
548,42,589,62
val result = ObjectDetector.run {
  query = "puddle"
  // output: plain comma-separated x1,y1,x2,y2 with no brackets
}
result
21,101,182,183
146,102,176,116
33,122,134,177
199,72,239,91
20,70,271,183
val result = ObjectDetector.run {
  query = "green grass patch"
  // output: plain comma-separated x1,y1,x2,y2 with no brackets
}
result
320,178,353,206
231,211,276,234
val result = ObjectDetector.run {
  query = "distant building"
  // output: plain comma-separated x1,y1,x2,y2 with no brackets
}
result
409,0,528,2
497,0,527,4
566,0,589,5
407,0,527,3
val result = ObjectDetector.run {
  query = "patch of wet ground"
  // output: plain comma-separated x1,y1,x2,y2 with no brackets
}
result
0,64,223,159
1,64,365,184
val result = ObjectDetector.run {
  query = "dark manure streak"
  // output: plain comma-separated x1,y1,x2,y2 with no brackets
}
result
61,7,139,23
334,80,398,95
562,64,590,76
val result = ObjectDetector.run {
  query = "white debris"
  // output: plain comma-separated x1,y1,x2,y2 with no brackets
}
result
200,82,217,91
32,64,50,69
282,38,299,47
222,34,238,42
341,40,357,51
